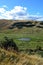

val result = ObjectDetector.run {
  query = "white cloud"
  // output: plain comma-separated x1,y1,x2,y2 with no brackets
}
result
0,6,28,20
12,6,27,13
0,5,43,21
0,8,6,13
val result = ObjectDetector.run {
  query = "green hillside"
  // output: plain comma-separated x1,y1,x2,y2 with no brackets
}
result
0,20,43,65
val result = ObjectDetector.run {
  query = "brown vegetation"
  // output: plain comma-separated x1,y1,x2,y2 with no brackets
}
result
0,19,43,30
0,48,43,65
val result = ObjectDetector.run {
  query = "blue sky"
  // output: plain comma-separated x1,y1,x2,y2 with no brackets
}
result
0,0,43,20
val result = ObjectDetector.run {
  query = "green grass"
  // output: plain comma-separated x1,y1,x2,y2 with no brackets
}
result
0,27,43,50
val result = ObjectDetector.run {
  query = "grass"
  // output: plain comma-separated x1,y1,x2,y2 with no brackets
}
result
0,48,43,65
0,27,43,51
0,20,43,65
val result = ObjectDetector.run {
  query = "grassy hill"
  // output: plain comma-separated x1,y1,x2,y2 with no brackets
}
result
0,19,43,65
0,19,43,30
0,19,14,30
0,19,43,49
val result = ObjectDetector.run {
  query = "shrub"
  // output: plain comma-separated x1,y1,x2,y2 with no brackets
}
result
0,36,19,52
36,45,42,51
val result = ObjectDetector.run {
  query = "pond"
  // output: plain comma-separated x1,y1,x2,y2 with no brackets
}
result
18,38,31,41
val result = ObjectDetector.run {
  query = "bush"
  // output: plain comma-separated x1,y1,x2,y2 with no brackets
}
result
0,36,19,52
36,45,42,51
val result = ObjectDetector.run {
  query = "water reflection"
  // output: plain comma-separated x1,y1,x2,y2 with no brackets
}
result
18,38,30,41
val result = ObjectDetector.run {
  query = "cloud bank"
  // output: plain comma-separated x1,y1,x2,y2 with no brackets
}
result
0,5,43,21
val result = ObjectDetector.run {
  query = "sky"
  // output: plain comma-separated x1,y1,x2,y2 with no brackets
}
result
0,0,43,20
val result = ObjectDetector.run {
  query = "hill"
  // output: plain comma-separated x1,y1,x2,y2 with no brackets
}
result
0,19,14,30
0,20,43,49
0,19,43,65
0,19,43,30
